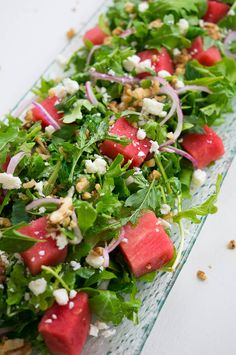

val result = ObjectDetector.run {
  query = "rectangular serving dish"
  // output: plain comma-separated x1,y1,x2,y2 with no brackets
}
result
5,0,236,354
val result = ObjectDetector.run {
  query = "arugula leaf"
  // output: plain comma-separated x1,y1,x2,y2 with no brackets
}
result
32,78,55,100
74,201,97,232
11,200,30,225
63,99,93,123
7,264,28,306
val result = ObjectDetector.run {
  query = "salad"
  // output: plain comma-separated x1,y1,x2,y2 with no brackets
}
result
0,0,236,354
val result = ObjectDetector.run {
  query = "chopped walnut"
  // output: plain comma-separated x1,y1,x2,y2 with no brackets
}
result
148,170,161,181
103,36,113,45
49,197,73,225
149,19,163,29
197,270,207,281
76,177,89,193
112,27,123,36
66,28,76,40
35,137,50,156
145,158,156,168
0,338,32,355
204,22,221,40
108,101,119,113
22,179,36,189
227,240,236,250
0,217,11,228
173,48,191,76
82,192,92,200
125,1,135,13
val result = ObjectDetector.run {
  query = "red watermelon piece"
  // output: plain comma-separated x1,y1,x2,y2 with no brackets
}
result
83,25,107,45
19,217,68,275
120,211,174,277
203,1,230,23
137,48,174,78
182,125,224,168
195,46,221,66
39,292,90,355
188,37,204,58
100,117,151,167
32,96,63,127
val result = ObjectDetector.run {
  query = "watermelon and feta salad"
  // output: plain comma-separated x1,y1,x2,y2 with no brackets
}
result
0,0,236,353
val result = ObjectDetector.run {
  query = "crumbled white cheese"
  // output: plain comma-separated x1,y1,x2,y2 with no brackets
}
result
56,54,68,67
45,125,56,137
63,78,79,95
86,250,104,269
0,251,9,266
160,203,171,215
85,157,107,175
173,48,181,57
38,250,45,256
158,70,171,78
138,1,149,12
89,324,99,337
102,329,116,338
178,19,189,35
39,207,46,214
28,278,47,296
52,314,58,320
49,84,67,99
123,55,140,72
45,319,53,324
56,234,68,250
136,59,153,74
137,128,146,140
174,80,185,89
228,9,235,16
126,176,135,185
108,69,116,76
137,151,145,157
34,181,44,197
24,292,30,301
199,19,204,28
69,301,74,310
70,260,81,271
95,321,109,330
149,140,160,154
143,98,165,116
0,173,21,190
158,111,167,118
69,290,77,299
192,169,207,188
53,288,69,305
158,218,172,229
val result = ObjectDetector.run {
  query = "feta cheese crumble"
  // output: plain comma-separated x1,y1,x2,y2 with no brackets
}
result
136,59,153,74
70,260,81,271
53,288,69,305
49,84,67,99
89,324,99,337
63,78,79,95
178,19,189,35
149,140,160,154
69,290,77,299
56,234,68,250
174,79,185,89
137,128,146,140
192,169,207,188
28,278,47,296
34,181,44,197
123,55,140,72
0,173,21,190
160,204,171,215
142,98,165,116
85,157,107,175
138,1,149,13
86,250,104,269
173,48,181,57
158,70,171,78
45,125,56,137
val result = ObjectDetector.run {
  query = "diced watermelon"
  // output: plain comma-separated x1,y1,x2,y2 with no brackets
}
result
195,46,221,66
137,48,174,78
182,125,224,168
100,117,151,167
120,211,174,277
32,96,63,127
203,1,230,23
188,37,204,58
19,217,68,275
83,25,107,45
39,292,90,355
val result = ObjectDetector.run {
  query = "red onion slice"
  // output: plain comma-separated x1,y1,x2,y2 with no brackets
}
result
176,85,212,95
7,152,26,175
119,28,136,38
26,198,62,211
161,146,198,168
89,70,139,85
107,227,125,253
224,31,236,59
85,81,99,106
86,45,101,67
32,101,60,130
70,211,83,244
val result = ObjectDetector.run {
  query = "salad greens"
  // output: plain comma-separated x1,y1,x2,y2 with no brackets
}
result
0,0,236,352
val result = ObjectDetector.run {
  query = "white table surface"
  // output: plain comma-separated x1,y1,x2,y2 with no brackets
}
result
0,1,236,354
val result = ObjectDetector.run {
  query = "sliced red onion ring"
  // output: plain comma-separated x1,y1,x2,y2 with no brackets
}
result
107,227,125,253
32,101,60,130
85,81,99,106
26,198,62,212
176,85,212,95
161,146,198,168
103,243,110,268
89,70,139,85
70,211,83,244
119,28,136,38
7,152,26,175
86,45,101,66
224,31,236,59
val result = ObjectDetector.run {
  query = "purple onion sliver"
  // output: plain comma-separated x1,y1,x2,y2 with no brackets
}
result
32,101,60,130
26,198,62,211
176,85,212,95
161,146,198,169
119,28,136,38
7,152,26,175
85,81,99,106
107,227,125,253
71,211,83,244
224,31,236,59
89,70,139,85
86,45,101,67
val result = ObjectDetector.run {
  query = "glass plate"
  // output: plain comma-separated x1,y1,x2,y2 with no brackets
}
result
4,0,236,354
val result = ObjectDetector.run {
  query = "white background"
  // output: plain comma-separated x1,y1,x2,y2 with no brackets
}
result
0,1,236,354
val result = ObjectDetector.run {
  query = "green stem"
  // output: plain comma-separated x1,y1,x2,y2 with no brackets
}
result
26,125,42,141
43,160,61,196
154,154,172,194
41,265,70,291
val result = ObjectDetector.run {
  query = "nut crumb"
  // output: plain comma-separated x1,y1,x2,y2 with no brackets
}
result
227,240,236,250
197,270,207,281
67,28,76,40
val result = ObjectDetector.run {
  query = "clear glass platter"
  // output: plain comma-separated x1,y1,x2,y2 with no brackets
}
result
4,0,236,354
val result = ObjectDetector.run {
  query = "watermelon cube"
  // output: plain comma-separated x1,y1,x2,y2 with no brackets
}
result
188,37,204,58
32,96,63,127
203,1,230,23
100,117,151,167
137,48,174,78
19,217,68,275
120,211,174,277
195,46,221,66
39,292,91,355
182,125,224,168
83,25,107,45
